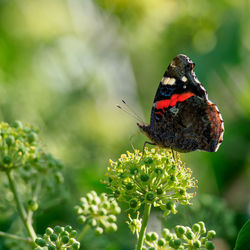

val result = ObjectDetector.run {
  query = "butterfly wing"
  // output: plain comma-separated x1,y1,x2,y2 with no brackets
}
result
138,54,224,152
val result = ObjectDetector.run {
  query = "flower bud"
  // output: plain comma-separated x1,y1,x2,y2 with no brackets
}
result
151,232,158,241
179,189,186,196
48,245,56,250
72,241,80,250
155,168,163,175
130,199,139,209
3,155,11,164
146,233,152,242
89,205,98,213
60,231,69,237
192,223,200,233
207,230,216,239
166,201,174,210
175,225,186,236
50,233,58,242
130,167,139,175
126,182,134,190
157,238,166,246
95,227,104,235
106,223,117,233
89,218,97,227
146,192,155,201
205,241,215,250
198,221,206,234
174,239,181,248
162,228,170,237
65,225,72,232
6,136,15,146
27,132,37,143
35,238,46,247
200,237,206,244
62,235,69,244
186,229,195,240
86,193,93,202
169,239,175,247
107,215,117,223
98,208,107,216
77,215,86,224
27,199,39,211
54,226,62,234
170,175,176,182
140,174,149,182
12,121,23,128
193,240,201,248
144,157,153,164
45,227,54,235
156,188,163,195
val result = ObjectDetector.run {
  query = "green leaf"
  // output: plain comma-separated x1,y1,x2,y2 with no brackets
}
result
234,220,250,250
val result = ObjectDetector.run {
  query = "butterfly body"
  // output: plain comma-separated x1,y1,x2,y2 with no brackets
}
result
137,54,224,152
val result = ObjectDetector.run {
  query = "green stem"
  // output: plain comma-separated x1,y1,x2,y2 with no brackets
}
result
6,170,36,241
0,231,31,242
27,178,42,228
77,224,90,241
136,203,151,250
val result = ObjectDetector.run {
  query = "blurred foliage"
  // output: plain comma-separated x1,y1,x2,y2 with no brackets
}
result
0,0,249,249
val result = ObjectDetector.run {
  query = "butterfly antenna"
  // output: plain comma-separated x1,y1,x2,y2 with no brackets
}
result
121,99,145,124
116,105,143,123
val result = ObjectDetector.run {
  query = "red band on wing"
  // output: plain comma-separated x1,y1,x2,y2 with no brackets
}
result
156,92,195,110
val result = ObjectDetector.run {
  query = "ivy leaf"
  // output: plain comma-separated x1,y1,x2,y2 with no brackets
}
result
234,219,250,250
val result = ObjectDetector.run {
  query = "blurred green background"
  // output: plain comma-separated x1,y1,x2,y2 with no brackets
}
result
0,0,249,249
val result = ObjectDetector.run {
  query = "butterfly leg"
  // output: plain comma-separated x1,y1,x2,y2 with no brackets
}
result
142,141,156,156
171,148,178,163
176,151,180,162
171,149,181,166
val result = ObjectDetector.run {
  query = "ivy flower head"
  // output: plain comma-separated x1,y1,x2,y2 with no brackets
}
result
105,148,197,215
144,221,216,249
0,121,39,171
35,225,80,250
74,191,121,234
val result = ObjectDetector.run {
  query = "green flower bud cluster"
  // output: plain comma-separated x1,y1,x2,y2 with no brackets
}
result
0,121,63,184
105,148,197,215
144,221,216,249
0,121,39,171
22,152,64,184
74,191,121,234
35,225,80,250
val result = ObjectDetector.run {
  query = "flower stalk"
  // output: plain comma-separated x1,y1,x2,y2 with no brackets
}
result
6,169,37,241
136,203,151,250
77,224,90,241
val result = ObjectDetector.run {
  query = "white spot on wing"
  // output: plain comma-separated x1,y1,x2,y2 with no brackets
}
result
181,76,188,82
161,77,176,85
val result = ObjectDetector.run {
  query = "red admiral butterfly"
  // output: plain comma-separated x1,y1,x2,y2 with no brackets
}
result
137,54,224,152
